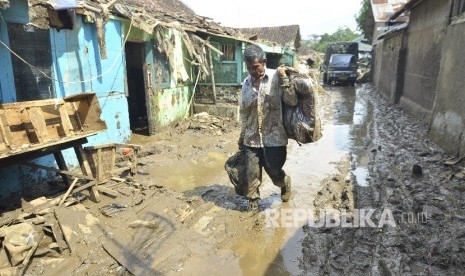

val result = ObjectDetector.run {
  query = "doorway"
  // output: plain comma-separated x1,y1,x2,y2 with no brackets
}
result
125,42,149,135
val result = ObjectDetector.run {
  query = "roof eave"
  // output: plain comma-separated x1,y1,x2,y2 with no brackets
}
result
390,0,426,21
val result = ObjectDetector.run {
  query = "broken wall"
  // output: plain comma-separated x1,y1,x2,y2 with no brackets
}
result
146,28,193,132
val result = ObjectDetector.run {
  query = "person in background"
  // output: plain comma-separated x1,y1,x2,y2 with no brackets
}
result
237,44,296,213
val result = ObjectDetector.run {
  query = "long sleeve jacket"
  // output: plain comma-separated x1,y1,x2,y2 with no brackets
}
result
239,68,297,148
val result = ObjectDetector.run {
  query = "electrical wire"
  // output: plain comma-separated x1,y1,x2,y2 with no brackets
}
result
0,10,134,84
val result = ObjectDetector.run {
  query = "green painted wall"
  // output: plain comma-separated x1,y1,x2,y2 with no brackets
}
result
150,86,192,130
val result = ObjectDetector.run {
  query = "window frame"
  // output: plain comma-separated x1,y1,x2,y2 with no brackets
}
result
7,22,55,102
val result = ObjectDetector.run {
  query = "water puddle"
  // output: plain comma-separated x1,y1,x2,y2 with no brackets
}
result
352,166,370,187
146,151,229,192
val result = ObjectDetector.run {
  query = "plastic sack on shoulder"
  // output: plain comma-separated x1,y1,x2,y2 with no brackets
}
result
283,74,322,144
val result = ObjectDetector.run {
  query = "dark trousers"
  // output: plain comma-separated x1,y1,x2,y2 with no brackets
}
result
242,146,287,200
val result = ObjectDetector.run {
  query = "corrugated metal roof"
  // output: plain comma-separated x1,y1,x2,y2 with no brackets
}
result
371,0,409,22
390,0,425,20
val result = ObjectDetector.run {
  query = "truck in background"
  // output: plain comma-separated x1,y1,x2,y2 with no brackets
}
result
320,42,359,86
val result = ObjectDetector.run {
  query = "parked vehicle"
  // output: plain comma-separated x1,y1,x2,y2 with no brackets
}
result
320,41,359,85
326,54,358,86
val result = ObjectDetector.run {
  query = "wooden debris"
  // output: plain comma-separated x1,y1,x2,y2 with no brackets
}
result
58,178,79,206
54,205,100,253
97,186,119,198
444,156,464,165
128,220,159,229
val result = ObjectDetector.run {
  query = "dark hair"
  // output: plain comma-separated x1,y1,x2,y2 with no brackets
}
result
244,45,266,63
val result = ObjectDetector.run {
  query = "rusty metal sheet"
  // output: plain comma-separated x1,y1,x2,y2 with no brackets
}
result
371,0,409,22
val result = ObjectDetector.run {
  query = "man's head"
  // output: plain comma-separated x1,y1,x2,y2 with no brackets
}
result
244,45,266,80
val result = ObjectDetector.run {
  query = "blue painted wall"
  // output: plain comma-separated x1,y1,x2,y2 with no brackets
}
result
0,1,130,203
50,16,130,165
0,0,29,103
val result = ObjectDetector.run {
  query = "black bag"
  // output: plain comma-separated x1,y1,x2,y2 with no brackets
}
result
224,149,247,196
282,74,322,144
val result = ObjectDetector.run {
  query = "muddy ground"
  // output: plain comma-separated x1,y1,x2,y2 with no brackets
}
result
0,83,464,275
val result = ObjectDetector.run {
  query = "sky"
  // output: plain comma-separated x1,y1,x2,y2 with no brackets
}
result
180,0,363,39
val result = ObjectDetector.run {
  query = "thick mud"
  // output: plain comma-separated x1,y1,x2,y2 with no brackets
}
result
1,83,464,275
300,84,465,275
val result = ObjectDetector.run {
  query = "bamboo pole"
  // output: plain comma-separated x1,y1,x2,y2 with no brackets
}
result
208,48,217,104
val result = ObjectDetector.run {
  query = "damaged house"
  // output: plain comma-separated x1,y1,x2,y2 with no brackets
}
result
0,0,260,207
194,24,301,115
238,25,300,68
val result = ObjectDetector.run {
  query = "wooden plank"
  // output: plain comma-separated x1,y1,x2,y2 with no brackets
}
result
0,141,6,152
23,162,94,181
110,147,116,174
71,102,84,130
53,151,72,185
58,105,74,137
54,205,101,253
0,112,13,147
59,178,79,206
97,186,118,198
74,146,100,202
26,107,50,143
131,148,139,175
110,166,132,175
0,98,65,109
3,104,75,126
97,148,103,181
70,181,100,195
0,135,95,165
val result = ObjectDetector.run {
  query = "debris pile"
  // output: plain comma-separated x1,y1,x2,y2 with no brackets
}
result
174,112,240,136
0,198,73,275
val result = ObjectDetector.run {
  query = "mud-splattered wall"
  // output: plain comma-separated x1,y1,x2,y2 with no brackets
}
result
373,0,465,155
373,31,406,104
431,20,465,155
149,86,192,131
143,28,194,132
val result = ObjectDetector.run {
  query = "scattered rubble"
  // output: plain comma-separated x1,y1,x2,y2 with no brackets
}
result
174,112,239,135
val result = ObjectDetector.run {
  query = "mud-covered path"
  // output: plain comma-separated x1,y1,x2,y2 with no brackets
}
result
137,82,465,275
11,83,465,276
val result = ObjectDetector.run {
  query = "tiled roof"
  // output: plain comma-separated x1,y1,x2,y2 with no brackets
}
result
102,0,244,39
237,25,301,49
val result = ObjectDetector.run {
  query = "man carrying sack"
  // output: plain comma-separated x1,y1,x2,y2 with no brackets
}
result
226,45,300,213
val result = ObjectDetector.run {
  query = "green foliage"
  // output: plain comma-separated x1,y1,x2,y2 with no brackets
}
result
355,0,371,39
310,27,359,53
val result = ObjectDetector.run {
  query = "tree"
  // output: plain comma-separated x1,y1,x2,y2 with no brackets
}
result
310,27,359,53
355,0,372,41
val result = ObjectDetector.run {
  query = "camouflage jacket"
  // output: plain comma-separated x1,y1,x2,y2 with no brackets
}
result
239,68,296,147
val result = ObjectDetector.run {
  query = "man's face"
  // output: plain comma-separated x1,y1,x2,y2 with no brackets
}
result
246,58,266,80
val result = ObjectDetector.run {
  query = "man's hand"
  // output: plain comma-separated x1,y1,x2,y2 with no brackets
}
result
238,137,245,150
277,66,287,79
